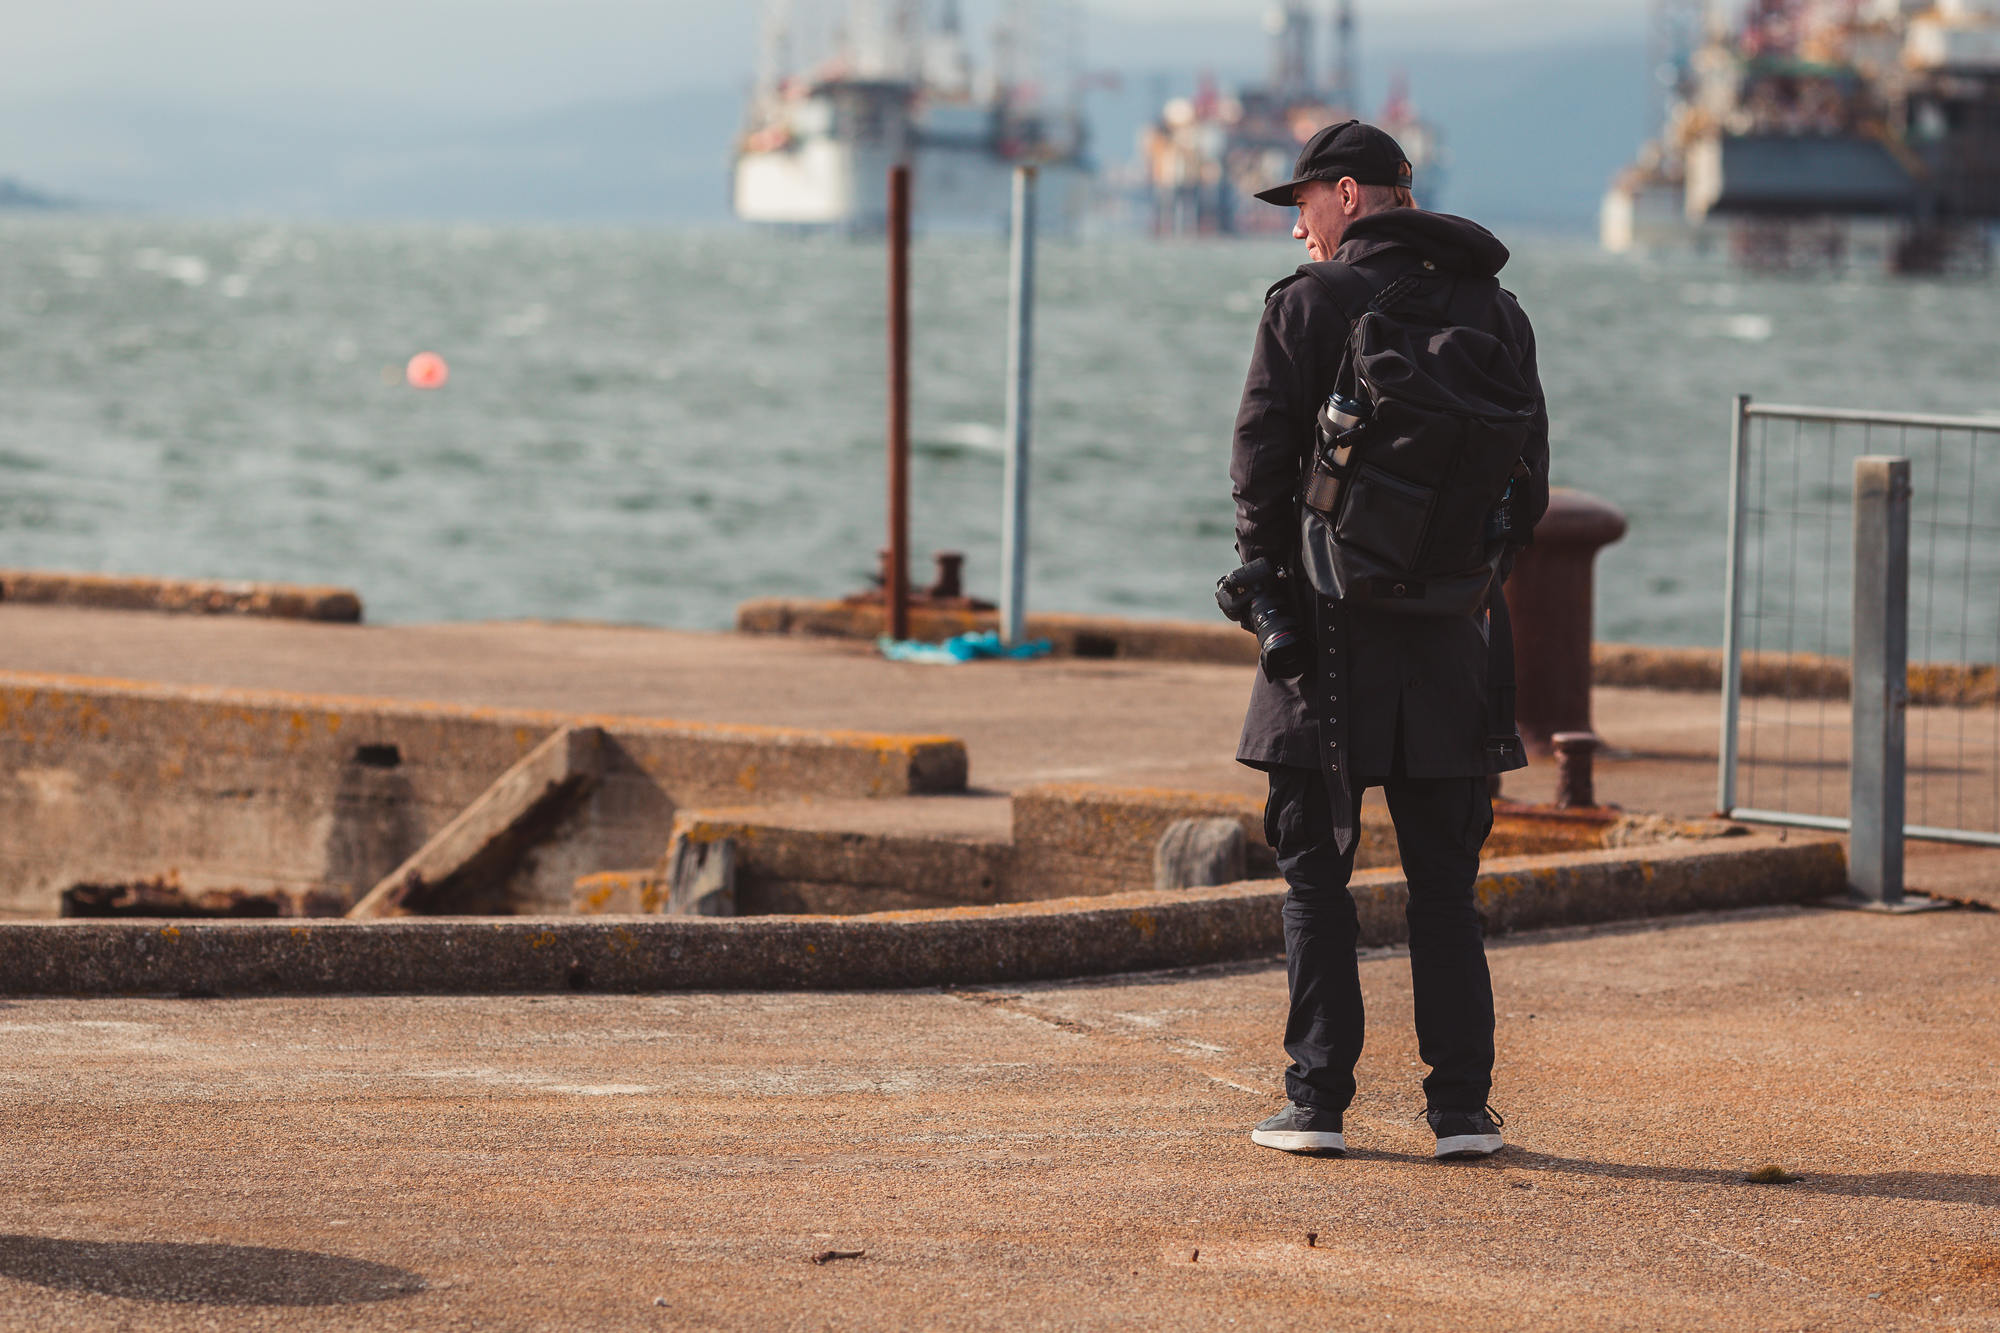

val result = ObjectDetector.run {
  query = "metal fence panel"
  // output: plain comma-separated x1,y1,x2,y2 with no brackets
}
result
1718,397,2000,847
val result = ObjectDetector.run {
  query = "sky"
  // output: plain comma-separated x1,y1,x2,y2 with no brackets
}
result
2,0,1645,110
0,0,1655,225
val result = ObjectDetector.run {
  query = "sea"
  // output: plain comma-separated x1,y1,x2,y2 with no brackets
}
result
3,214,1996,646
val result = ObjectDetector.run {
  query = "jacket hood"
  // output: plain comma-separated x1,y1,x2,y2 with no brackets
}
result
1335,210,1510,277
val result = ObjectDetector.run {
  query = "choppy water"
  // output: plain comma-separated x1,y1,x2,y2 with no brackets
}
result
3,215,1997,644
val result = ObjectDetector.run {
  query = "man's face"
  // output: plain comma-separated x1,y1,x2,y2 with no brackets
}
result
1292,179,1352,262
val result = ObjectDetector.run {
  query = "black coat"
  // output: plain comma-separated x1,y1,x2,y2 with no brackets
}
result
1230,210,1550,852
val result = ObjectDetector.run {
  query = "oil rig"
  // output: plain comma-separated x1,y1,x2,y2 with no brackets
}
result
1603,0,2000,272
1137,2,1442,237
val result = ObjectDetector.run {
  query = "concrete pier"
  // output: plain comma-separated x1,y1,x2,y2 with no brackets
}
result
0,907,1993,1329
3,604,1995,923
0,603,1994,1328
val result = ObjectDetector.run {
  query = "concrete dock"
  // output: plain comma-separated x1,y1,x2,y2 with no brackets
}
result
1,605,1997,1327
0,907,1994,1330
2,604,1993,911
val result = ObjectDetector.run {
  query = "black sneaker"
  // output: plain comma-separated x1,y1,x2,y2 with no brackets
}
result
1426,1105,1505,1159
1251,1102,1346,1156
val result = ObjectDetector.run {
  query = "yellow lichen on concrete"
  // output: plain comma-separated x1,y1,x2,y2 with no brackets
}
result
677,820,762,847
571,871,665,915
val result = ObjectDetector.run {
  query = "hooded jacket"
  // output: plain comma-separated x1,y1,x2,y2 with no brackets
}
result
1230,209,1550,851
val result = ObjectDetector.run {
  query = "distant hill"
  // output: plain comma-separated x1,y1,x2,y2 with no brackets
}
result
0,177,69,209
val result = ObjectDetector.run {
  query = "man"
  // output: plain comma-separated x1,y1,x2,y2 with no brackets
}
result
1228,120,1549,1160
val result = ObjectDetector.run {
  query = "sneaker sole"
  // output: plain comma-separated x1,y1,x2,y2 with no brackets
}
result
1433,1133,1504,1159
1251,1129,1346,1156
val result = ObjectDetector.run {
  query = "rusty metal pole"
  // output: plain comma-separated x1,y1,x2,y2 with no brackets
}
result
885,163,912,642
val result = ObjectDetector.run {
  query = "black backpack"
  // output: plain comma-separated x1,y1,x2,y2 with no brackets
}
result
1296,261,1539,617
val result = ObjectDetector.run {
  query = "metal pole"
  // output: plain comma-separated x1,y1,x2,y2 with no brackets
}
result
1716,393,1752,816
1850,455,1910,905
1000,165,1038,646
886,163,912,642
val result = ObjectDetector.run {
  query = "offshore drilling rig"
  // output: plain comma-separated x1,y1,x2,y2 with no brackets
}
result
1137,1,1442,237
1604,0,2000,272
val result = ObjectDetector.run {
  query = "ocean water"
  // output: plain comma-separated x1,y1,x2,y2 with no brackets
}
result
2,214,1996,644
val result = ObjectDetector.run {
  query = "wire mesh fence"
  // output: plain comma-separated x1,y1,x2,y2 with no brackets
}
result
1719,398,2000,846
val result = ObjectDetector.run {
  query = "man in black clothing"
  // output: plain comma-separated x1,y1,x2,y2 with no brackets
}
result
1229,121,1549,1160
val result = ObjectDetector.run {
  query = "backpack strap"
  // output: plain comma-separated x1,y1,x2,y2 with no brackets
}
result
1299,261,1378,320
1301,261,1426,315
1300,261,1404,404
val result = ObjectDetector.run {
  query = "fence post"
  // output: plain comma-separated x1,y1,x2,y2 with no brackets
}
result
1716,394,1752,817
1849,455,1910,904
1000,165,1038,646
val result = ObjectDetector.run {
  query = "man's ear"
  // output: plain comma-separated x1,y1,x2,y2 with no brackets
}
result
1339,177,1362,214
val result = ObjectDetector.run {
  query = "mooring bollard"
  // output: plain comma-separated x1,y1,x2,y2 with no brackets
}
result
1551,732,1600,809
928,551,965,600
1503,489,1628,753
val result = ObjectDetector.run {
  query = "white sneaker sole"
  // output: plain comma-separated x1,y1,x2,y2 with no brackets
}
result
1251,1128,1347,1155
1434,1133,1504,1159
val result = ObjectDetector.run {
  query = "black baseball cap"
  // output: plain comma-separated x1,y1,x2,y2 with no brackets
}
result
1253,120,1413,206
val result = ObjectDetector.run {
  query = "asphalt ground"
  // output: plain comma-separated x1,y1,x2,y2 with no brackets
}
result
0,906,1995,1331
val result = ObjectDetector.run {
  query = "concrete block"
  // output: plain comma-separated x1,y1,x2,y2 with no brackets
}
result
0,672,968,917
0,834,1849,994
735,598,1258,666
0,570,362,622
665,835,737,917
571,870,659,915
60,871,343,919
1154,818,1248,890
578,791,1744,919
1009,783,1376,900
739,602,1998,707
653,812,1014,915
348,727,604,918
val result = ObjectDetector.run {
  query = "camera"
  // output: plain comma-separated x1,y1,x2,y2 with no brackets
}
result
1485,479,1519,545
1215,558,1309,680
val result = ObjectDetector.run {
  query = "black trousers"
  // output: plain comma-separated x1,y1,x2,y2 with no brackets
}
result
1264,765,1496,1115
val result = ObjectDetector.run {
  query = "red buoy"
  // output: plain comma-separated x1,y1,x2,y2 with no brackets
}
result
405,352,450,389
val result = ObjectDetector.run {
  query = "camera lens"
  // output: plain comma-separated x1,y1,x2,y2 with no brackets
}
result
1261,626,1309,680
1248,595,1308,680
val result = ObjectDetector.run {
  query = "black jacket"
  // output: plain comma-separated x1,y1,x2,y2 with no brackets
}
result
1230,210,1549,851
